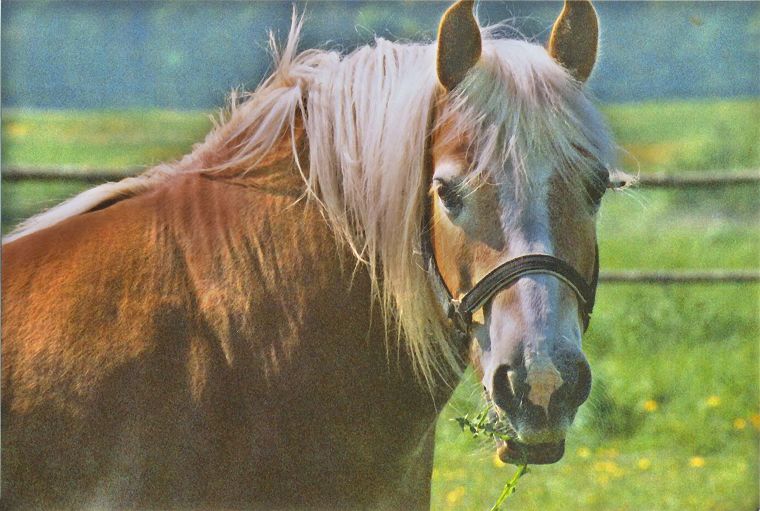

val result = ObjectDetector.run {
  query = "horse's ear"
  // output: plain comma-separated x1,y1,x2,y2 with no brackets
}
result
548,0,599,83
437,0,482,91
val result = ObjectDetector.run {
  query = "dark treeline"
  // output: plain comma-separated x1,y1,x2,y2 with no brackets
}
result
2,1,758,109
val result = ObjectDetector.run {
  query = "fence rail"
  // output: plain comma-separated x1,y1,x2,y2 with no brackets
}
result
3,167,760,187
635,170,760,188
2,168,131,183
3,167,758,285
600,270,760,284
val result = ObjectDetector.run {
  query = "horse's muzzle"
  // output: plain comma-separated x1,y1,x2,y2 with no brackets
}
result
488,352,592,465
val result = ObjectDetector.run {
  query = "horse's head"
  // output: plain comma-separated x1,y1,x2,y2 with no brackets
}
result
430,0,618,464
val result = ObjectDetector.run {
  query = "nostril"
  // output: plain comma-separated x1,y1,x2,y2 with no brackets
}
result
572,359,592,407
492,365,520,414
507,370,520,397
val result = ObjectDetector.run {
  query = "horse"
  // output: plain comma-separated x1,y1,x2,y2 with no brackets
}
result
1,1,626,509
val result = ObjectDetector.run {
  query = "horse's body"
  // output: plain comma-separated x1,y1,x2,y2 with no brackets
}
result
2,1,621,508
2,164,448,509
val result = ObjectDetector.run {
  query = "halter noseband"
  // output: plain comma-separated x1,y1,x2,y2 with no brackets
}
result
421,211,599,340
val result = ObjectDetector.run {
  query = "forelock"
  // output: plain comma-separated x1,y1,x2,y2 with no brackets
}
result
438,36,616,195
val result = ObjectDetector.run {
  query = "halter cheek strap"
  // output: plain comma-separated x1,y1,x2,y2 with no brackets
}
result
421,220,599,339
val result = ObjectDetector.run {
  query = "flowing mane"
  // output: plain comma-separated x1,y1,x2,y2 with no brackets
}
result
5,14,616,384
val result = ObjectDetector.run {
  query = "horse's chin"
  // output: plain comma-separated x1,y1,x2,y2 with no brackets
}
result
486,406,566,465
496,438,565,465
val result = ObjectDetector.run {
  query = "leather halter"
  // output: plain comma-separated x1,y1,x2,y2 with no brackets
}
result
421,204,599,341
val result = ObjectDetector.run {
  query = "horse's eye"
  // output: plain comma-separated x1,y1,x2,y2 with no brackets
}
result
434,178,464,215
585,167,610,208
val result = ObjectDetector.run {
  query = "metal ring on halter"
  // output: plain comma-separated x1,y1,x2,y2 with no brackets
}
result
446,298,472,334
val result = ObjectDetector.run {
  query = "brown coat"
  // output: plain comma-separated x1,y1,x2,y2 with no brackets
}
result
2,164,455,509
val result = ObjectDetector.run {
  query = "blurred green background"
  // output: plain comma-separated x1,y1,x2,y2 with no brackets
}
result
2,2,758,510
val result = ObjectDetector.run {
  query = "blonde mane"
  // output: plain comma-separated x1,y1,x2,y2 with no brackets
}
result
5,14,616,385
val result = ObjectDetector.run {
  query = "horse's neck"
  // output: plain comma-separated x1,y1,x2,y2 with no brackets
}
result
174,160,448,400
165,164,449,502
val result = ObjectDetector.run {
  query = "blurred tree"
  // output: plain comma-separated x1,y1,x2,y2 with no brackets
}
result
1,0,757,109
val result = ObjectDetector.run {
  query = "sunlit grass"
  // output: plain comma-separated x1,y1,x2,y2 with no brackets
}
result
602,99,760,172
1,109,211,169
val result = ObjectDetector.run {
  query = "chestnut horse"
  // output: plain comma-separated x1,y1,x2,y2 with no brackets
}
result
2,1,624,509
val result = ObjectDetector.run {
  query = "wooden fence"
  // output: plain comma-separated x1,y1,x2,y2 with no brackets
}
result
3,168,760,187
600,270,759,284
3,167,759,284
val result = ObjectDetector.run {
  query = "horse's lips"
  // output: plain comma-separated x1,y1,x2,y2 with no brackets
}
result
496,439,565,465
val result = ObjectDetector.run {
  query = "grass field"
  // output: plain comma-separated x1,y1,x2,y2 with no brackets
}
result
2,99,758,510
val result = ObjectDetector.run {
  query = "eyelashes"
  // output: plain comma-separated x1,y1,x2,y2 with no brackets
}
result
433,178,464,216
584,167,610,207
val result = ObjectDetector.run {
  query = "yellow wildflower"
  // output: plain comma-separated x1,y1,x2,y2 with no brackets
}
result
750,413,760,430
637,458,652,470
733,418,747,430
594,460,625,478
6,123,28,137
445,486,466,506
643,400,658,412
705,395,721,407
689,456,706,468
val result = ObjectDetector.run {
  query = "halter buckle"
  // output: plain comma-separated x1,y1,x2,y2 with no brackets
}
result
447,299,472,334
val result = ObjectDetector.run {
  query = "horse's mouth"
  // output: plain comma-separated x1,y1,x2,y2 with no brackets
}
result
496,438,565,465
487,408,566,465
481,402,567,465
